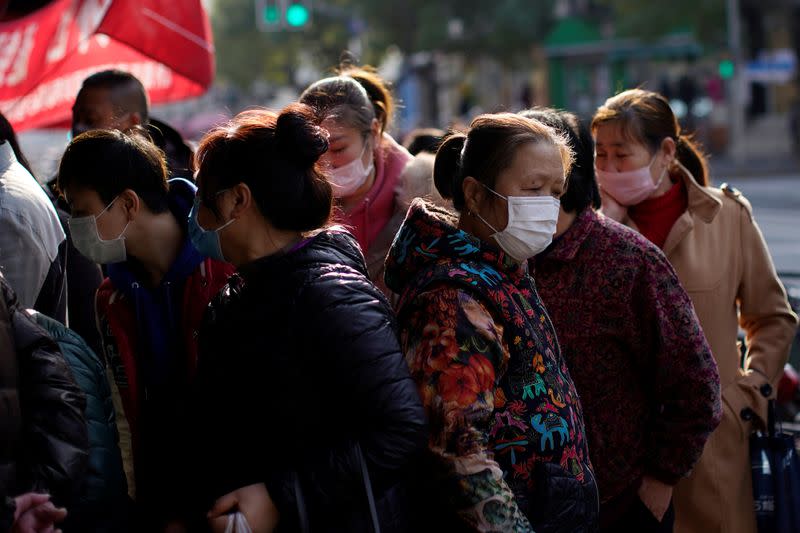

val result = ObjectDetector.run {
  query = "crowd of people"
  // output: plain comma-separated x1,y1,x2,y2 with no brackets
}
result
0,62,797,533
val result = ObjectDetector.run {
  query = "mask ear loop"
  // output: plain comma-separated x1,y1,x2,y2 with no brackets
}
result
115,221,131,241
96,195,131,241
474,211,501,234
653,149,676,189
360,134,375,175
196,189,236,232
96,195,120,220
480,182,509,202
469,183,505,235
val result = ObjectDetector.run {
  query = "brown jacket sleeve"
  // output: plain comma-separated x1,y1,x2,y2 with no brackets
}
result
735,196,798,425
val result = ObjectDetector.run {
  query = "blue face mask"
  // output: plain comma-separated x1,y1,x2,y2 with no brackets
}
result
188,194,235,262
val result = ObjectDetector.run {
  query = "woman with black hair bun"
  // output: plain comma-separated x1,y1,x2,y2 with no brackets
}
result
188,103,427,533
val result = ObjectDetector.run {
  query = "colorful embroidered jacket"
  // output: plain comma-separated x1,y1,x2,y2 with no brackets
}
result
385,199,597,532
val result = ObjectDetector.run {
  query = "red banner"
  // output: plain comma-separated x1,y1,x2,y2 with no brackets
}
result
0,0,214,131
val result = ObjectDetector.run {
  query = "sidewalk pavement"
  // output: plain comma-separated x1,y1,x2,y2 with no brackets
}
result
710,153,800,179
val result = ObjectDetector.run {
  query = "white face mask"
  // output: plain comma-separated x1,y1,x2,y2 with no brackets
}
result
68,197,130,264
474,185,561,262
329,139,374,198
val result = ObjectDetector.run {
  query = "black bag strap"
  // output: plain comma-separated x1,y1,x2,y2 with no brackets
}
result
356,442,381,533
293,443,381,533
767,398,778,438
295,470,311,533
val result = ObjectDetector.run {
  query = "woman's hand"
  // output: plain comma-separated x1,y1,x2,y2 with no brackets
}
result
12,493,68,533
598,189,628,222
637,476,673,521
207,483,280,533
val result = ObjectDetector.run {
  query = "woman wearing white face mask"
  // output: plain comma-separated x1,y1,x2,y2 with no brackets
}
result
384,113,598,532
300,65,433,296
592,89,797,533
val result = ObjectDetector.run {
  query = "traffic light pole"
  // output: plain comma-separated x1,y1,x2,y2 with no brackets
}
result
726,0,745,166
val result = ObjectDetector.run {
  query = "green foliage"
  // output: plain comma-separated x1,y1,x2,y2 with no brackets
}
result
597,0,727,46
212,0,354,87
211,0,556,87
355,0,554,63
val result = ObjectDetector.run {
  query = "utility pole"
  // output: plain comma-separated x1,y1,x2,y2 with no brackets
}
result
726,0,746,165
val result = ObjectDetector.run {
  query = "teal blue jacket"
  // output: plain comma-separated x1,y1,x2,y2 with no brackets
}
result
31,312,130,532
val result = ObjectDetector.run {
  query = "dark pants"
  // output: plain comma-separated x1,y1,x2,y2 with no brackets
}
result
601,497,674,533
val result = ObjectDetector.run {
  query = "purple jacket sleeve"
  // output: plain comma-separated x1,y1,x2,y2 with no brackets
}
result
637,250,722,484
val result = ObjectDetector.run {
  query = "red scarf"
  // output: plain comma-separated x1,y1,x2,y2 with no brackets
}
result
629,178,688,249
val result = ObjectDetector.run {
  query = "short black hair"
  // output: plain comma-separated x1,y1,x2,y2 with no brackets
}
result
78,70,150,123
519,108,601,213
147,118,194,178
57,128,169,213
403,128,445,156
0,111,33,176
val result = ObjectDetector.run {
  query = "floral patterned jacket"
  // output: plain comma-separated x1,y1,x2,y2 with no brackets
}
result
385,199,597,532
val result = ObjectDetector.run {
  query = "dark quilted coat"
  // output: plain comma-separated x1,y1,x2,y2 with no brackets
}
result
191,228,427,532
31,312,130,532
0,276,88,527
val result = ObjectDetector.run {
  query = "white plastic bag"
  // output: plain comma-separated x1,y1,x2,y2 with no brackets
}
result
224,512,252,533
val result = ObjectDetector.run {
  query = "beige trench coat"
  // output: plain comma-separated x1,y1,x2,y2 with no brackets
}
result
619,167,798,532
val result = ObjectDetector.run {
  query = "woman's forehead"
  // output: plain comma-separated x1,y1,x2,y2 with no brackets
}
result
321,118,360,142
595,122,645,148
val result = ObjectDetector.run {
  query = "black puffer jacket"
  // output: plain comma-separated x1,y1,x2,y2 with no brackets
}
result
0,276,89,528
192,228,427,532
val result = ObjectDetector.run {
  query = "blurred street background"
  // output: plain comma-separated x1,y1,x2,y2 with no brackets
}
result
7,0,800,274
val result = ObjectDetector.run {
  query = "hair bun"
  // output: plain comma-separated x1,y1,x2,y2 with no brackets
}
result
433,133,467,200
275,103,329,167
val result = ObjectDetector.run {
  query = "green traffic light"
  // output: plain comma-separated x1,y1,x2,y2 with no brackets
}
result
263,5,279,24
285,3,309,27
719,59,735,79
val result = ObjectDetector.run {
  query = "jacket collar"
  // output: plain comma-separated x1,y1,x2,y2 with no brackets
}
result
237,227,367,284
107,180,204,292
384,198,525,294
679,162,721,223
348,133,412,217
537,207,597,263
662,162,721,255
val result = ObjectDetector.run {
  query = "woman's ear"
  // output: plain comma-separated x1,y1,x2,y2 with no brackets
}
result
661,137,677,165
229,182,253,219
370,118,381,141
118,189,141,220
462,176,485,214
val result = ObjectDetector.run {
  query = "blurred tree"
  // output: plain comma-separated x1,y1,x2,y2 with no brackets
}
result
212,0,356,88
598,0,727,46
212,0,556,88
356,0,555,65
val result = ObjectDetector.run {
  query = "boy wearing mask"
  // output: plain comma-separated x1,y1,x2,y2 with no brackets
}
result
56,128,234,531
